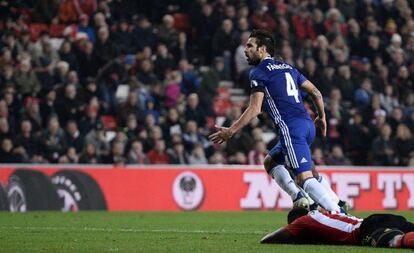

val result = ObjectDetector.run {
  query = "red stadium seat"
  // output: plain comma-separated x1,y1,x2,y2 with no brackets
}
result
207,116,215,130
29,23,49,41
173,13,190,31
100,115,117,130
217,86,230,99
213,98,232,116
49,24,66,38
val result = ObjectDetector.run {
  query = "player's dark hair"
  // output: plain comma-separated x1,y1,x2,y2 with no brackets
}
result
249,29,275,57
287,207,309,224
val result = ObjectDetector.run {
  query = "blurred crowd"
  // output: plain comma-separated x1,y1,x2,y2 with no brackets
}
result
0,0,413,166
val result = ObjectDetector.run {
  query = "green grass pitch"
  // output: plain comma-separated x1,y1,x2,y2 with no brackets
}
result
0,211,413,252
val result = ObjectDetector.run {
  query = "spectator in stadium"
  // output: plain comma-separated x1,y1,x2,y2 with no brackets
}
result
326,145,352,166
32,0,59,23
209,150,226,164
143,96,160,124
102,140,126,165
77,14,96,43
59,40,78,71
157,14,178,53
132,15,157,52
380,85,400,115
167,140,188,165
346,111,372,165
82,78,100,104
14,60,41,97
182,120,209,154
211,19,238,77
395,124,414,166
116,91,144,126
56,83,84,126
14,119,39,159
178,59,200,96
147,139,169,164
188,143,208,165
112,19,133,54
354,77,374,110
312,147,326,166
372,124,396,166
77,41,98,81
228,151,248,165
21,97,42,133
291,6,316,42
58,146,79,163
40,115,67,163
84,124,110,157
248,140,267,165
234,31,250,78
136,58,157,86
59,0,81,24
184,93,206,128
124,114,139,140
224,127,255,158
65,119,84,153
0,116,12,143
163,70,182,109
0,138,23,163
250,5,276,33
79,102,101,136
161,107,183,147
198,57,223,115
93,26,117,69
303,58,329,97
79,142,99,164
194,3,216,64
389,107,405,133
153,43,175,81
369,109,388,137
127,140,149,164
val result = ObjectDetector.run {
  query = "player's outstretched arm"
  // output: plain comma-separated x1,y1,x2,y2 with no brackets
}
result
260,227,295,244
209,92,264,144
300,80,326,137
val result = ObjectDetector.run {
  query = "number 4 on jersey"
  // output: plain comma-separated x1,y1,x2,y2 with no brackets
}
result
285,72,300,103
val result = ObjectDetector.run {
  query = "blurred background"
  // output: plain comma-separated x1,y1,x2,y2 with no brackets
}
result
0,0,413,215
0,0,413,167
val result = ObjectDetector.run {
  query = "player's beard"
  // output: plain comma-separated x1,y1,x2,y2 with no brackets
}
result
246,55,261,66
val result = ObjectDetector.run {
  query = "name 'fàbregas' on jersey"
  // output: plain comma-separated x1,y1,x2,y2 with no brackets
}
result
249,57,311,126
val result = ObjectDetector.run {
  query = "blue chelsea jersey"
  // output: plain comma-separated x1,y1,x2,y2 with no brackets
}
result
249,58,311,126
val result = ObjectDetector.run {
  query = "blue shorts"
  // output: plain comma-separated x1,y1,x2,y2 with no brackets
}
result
268,119,315,175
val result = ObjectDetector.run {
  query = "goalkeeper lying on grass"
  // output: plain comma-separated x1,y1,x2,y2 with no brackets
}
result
261,207,414,249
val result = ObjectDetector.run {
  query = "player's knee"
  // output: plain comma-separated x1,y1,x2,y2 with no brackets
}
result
311,164,319,179
296,170,314,186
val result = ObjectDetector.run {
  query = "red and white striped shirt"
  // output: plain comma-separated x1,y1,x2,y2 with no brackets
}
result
285,210,363,245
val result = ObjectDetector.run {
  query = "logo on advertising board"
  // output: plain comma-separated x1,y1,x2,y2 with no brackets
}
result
172,171,204,210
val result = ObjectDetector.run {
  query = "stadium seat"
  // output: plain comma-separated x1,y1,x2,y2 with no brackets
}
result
100,115,117,130
207,116,215,130
49,24,66,38
213,87,232,116
29,23,49,41
173,13,190,31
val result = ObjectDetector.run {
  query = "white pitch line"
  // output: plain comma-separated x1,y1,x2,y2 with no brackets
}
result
1,226,267,235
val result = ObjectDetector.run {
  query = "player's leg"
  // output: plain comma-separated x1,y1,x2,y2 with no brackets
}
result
281,119,340,212
265,143,308,207
398,232,414,248
286,141,341,212
311,164,351,211
311,165,339,204
296,171,340,212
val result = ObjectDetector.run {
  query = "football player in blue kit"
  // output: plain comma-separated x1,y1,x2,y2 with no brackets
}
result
209,29,341,212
